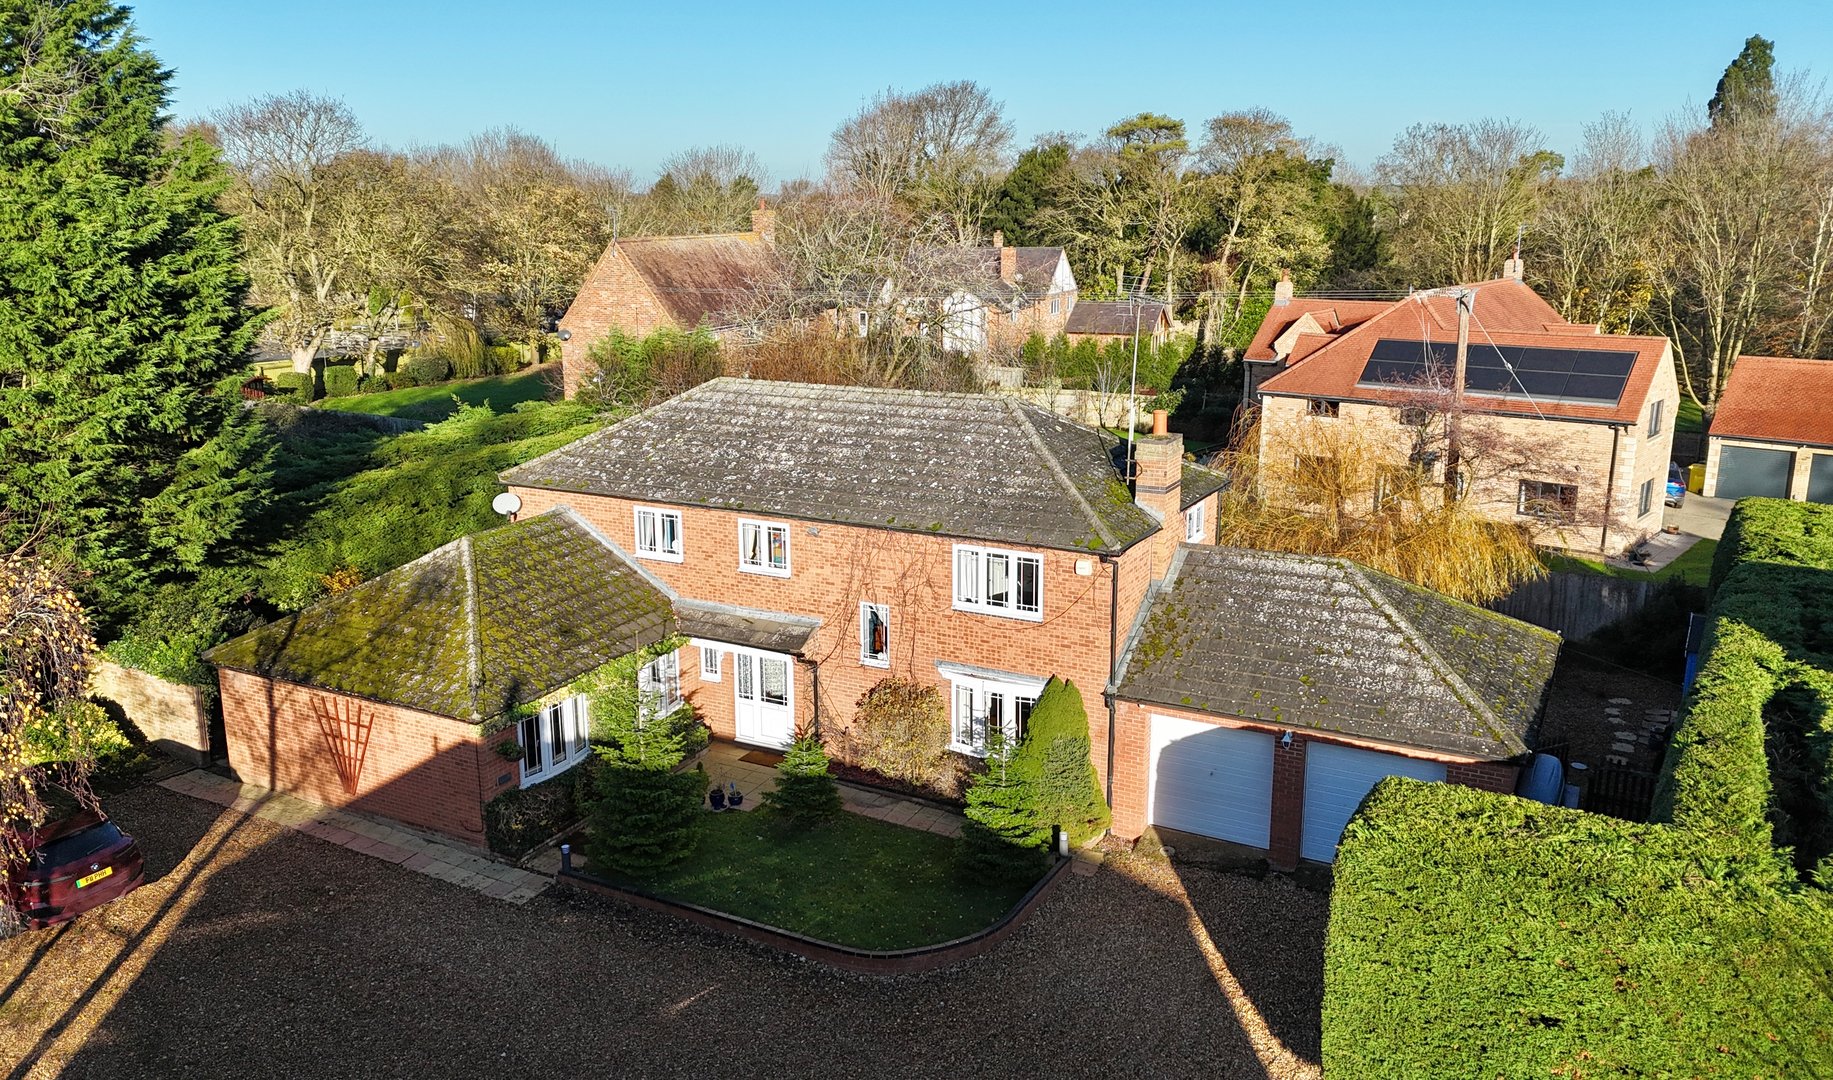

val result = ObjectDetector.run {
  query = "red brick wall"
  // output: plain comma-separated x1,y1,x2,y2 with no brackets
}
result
216,669,514,846
558,242,679,398
508,488,1164,794
1110,698,1519,866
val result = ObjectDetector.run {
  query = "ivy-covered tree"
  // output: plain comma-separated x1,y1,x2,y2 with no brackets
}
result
0,1,268,623
760,734,842,824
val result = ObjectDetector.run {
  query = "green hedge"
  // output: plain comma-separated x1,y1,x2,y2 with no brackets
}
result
403,355,450,387
272,371,313,402
322,364,359,398
1324,780,1833,1078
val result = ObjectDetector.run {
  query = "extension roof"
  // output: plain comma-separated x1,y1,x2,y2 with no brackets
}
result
1116,546,1559,759
1251,279,1670,425
1244,298,1392,362
500,378,1162,553
1711,355,1833,448
613,231,780,330
1064,300,1169,337
205,509,676,722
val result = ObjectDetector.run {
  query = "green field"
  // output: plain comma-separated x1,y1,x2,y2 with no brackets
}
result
323,366,556,422
1544,536,1717,588
1676,395,1705,434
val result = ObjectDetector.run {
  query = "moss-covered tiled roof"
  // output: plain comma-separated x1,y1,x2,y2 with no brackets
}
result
205,509,675,721
499,378,1163,554
1180,461,1228,510
1115,546,1559,759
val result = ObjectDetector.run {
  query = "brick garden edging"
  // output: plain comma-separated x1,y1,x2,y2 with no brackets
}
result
558,855,1072,975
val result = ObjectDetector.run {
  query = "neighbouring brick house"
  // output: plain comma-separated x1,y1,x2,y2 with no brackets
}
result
204,511,676,846
1245,270,1679,555
1063,300,1170,350
1705,355,1833,503
211,378,1560,865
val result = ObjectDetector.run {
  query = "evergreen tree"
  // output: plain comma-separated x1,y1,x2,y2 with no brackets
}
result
583,653,706,874
1014,677,1110,847
0,1,268,622
1709,35,1778,130
958,729,1049,882
760,734,842,824
984,141,1072,247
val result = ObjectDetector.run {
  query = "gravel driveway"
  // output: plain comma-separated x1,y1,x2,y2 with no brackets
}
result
0,785,1326,1079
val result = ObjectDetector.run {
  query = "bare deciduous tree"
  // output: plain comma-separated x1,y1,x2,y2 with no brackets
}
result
650,144,763,234
826,81,1012,240
1377,119,1563,285
1534,114,1659,332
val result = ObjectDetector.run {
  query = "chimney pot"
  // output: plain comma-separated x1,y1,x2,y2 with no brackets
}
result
1151,409,1168,436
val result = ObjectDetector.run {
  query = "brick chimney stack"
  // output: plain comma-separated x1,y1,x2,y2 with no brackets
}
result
1501,254,1524,282
1132,409,1185,581
751,198,776,244
998,234,1017,284
1273,269,1294,307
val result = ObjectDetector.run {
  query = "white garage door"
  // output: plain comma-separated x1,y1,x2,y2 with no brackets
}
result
1301,742,1446,863
1148,715,1275,848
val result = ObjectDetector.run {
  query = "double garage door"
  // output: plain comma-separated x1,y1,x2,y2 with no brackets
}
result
1148,715,1446,863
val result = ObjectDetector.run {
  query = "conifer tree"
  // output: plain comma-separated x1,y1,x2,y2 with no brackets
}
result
760,733,842,824
1017,677,1111,847
0,0,268,622
584,653,706,873
958,729,1049,882
1709,35,1778,130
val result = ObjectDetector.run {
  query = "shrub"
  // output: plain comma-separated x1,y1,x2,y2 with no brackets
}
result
761,734,842,823
484,764,588,858
385,369,415,390
105,565,260,693
322,364,359,398
356,373,388,394
404,355,451,387
849,678,952,789
577,327,722,409
273,371,313,402
1324,780,1833,1079
1013,676,1109,846
958,730,1050,882
486,343,526,372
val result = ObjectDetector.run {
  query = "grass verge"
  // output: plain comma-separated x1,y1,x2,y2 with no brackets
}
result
323,366,555,421
1544,537,1718,588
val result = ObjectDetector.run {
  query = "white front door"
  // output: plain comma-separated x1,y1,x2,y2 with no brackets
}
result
733,650,795,749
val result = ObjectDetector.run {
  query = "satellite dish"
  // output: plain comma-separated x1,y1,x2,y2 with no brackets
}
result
491,492,522,517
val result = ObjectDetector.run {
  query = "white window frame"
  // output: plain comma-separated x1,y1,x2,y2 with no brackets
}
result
700,645,722,682
518,695,590,789
738,519,791,577
856,310,869,337
1183,502,1206,543
637,650,682,718
632,505,684,562
860,602,890,668
952,544,1043,622
1648,398,1664,438
1049,295,1061,316
945,671,1047,757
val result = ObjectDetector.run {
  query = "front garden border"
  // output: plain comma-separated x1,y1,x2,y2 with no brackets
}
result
558,853,1072,975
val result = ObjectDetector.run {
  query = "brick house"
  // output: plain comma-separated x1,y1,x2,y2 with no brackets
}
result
1704,355,1833,503
1245,270,1679,555
1063,300,1170,349
211,378,1558,865
204,511,676,846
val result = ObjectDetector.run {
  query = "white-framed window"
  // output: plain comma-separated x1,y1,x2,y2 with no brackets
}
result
1049,295,1061,316
518,695,590,788
637,650,682,717
1648,398,1664,438
856,310,869,337
700,645,721,682
738,519,791,577
1183,502,1206,543
1639,477,1655,517
1518,479,1578,522
860,603,890,667
633,506,683,562
947,672,1045,756
952,544,1043,621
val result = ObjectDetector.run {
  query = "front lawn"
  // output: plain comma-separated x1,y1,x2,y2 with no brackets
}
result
324,366,555,421
599,809,1038,950
1544,537,1718,588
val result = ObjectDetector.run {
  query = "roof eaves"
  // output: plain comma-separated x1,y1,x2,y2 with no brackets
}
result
1005,399,1121,551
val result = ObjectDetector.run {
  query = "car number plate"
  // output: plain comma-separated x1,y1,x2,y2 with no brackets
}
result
76,866,114,888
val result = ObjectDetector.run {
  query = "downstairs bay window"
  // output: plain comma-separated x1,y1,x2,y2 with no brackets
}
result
945,669,1046,756
518,695,590,788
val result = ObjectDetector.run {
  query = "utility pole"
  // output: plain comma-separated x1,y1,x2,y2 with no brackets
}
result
1443,288,1473,504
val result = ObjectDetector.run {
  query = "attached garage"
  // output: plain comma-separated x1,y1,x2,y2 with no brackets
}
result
1300,742,1446,863
1714,444,1795,500
1147,715,1274,848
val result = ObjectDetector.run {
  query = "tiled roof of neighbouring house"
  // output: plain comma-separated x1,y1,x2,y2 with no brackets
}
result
1180,461,1227,510
500,378,1164,554
1064,300,1167,337
1710,355,1833,447
1116,546,1559,758
204,509,676,722
614,231,780,330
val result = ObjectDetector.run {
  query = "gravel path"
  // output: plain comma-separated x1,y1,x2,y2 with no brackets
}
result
0,785,1326,1079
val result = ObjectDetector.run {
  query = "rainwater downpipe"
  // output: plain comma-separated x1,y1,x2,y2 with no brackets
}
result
1101,551,1119,812
1601,424,1623,553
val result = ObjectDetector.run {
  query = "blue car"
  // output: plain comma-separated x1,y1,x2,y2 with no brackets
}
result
1666,462,1687,508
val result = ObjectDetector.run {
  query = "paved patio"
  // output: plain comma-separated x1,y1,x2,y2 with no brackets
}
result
157,770,548,903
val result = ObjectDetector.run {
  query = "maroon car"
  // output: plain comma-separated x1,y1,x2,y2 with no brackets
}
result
5,803,145,930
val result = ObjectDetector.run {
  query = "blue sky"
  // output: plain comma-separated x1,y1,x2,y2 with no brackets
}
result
137,1,1833,185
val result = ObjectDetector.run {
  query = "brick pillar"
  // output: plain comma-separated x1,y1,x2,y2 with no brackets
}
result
999,244,1017,284
1268,734,1307,870
1132,411,1184,581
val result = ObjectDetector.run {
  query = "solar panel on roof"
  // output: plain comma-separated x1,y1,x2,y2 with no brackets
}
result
1356,338,1636,406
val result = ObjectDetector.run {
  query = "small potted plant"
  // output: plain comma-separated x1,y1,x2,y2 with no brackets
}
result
725,780,744,809
708,784,727,811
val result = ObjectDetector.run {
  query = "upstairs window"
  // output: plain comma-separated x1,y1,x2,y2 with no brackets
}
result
1648,398,1664,438
860,603,890,667
1049,295,1061,316
637,651,682,717
738,519,791,577
633,506,683,562
1306,398,1341,417
1183,503,1207,543
1518,479,1578,523
953,545,1043,621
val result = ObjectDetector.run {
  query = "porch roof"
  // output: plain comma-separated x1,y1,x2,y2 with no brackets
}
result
678,600,820,656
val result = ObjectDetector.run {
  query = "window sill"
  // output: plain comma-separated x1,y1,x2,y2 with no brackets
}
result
738,564,791,579
860,657,890,669
635,550,685,564
519,750,590,790
951,600,1043,623
947,743,988,758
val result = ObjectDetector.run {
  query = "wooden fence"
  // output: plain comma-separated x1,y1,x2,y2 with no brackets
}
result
1486,570,1659,641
